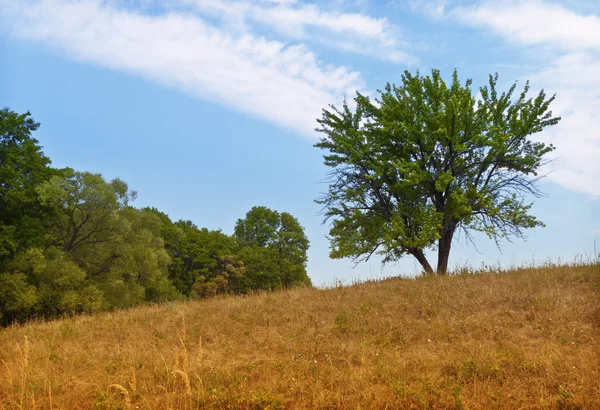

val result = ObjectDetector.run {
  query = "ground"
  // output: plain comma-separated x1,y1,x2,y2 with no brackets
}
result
1,263,599,409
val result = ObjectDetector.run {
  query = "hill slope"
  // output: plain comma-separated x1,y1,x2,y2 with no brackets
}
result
1,264,599,409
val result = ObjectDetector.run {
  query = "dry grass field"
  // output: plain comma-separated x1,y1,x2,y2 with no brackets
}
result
1,262,599,409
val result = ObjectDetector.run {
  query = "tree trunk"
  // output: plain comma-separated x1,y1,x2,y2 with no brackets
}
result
436,226,456,275
408,248,435,275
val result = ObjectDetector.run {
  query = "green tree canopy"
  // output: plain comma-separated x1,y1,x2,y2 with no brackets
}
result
151,210,238,296
234,206,281,248
37,170,135,253
235,206,311,289
315,69,560,275
35,171,178,308
0,108,58,263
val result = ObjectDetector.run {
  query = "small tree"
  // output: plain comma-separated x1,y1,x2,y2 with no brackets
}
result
315,69,560,275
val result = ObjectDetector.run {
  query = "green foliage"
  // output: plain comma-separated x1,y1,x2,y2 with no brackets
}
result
315,69,560,274
0,163,180,324
235,206,281,248
151,206,312,298
37,172,179,308
92,207,178,307
237,246,284,290
36,170,134,253
0,108,59,265
235,206,311,289
193,254,249,297
148,208,237,296
11,247,103,315
173,221,236,296
0,270,38,325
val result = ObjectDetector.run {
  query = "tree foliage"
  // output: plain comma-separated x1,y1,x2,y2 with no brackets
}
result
315,69,560,274
193,254,249,297
1,169,180,324
0,108,58,264
235,206,311,289
37,170,134,252
149,210,237,296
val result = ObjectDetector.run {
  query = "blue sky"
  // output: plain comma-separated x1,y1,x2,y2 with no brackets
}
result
1,0,598,285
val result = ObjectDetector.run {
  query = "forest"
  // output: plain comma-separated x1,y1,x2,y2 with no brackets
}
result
0,107,311,325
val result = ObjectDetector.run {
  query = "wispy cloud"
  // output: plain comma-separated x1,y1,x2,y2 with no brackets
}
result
0,0,387,137
428,0,600,197
452,0,600,51
179,0,412,63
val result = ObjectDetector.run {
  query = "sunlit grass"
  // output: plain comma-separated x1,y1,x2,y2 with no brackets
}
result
1,261,599,409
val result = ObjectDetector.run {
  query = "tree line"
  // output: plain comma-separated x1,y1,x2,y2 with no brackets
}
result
0,108,310,325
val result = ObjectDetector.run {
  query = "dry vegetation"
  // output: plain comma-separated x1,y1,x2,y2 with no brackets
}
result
1,263,599,409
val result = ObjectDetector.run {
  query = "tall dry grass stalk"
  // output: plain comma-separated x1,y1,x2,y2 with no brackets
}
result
108,383,131,408
16,335,29,409
176,332,190,372
128,367,137,393
0,263,598,409
172,369,192,396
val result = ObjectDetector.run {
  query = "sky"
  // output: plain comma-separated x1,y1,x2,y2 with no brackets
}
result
1,0,599,286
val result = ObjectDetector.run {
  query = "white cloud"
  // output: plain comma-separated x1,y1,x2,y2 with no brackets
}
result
531,52,600,196
453,0,600,51
0,0,368,137
441,0,600,197
179,0,412,63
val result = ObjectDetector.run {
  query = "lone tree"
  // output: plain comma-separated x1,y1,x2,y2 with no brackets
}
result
315,69,560,275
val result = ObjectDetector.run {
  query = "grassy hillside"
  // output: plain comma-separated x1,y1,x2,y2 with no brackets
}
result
1,263,599,409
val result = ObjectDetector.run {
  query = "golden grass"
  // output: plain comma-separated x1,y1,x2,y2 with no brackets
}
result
1,263,599,409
